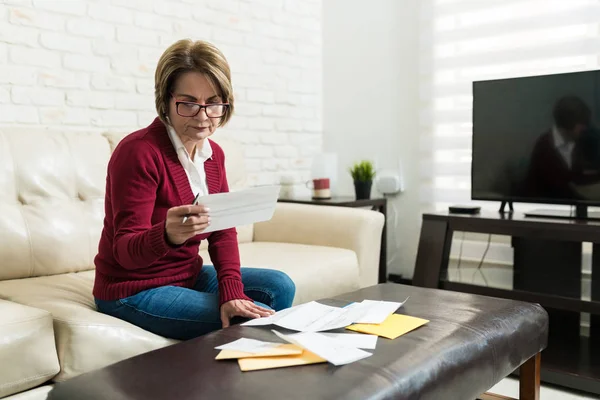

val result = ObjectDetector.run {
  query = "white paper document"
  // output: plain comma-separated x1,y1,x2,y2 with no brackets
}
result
273,330,372,366
240,304,297,327
352,298,409,324
214,338,280,354
321,333,378,350
241,297,410,332
274,301,358,332
195,185,280,234
242,301,361,332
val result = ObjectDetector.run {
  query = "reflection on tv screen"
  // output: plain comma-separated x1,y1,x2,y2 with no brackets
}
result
472,70,600,205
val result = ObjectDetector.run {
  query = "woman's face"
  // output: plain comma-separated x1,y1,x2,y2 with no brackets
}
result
167,71,223,144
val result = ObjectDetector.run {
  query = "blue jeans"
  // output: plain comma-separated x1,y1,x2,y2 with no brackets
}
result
95,266,295,340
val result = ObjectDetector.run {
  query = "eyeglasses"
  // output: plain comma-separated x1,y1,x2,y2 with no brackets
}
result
175,100,230,118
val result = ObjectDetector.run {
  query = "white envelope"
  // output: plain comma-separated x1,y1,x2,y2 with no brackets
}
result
196,185,281,233
272,330,372,366
214,338,281,354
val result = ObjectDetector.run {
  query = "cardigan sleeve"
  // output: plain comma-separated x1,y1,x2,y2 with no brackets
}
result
110,139,173,270
206,145,252,305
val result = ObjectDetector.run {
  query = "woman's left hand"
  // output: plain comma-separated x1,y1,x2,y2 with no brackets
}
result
220,299,274,328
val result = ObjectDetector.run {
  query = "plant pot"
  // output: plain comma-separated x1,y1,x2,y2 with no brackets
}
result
354,180,372,200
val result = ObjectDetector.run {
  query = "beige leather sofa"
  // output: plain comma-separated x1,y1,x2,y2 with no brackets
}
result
0,127,384,399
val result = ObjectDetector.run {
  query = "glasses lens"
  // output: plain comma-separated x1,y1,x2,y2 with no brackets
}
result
206,104,225,118
177,102,200,117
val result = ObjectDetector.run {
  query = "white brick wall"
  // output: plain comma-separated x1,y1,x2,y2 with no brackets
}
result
0,0,322,188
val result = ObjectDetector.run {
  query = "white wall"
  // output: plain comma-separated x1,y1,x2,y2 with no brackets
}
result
323,0,421,278
0,0,322,188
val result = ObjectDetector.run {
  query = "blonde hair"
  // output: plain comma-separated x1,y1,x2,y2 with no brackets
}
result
154,39,234,126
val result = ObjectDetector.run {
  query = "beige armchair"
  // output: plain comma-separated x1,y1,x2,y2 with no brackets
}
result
0,127,384,399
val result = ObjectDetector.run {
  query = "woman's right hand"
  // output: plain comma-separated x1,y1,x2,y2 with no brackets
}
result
165,205,211,245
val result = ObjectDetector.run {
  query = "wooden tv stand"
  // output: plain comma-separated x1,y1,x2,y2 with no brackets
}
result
413,211,600,395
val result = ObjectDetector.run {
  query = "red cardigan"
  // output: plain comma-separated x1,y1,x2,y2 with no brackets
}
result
93,118,250,305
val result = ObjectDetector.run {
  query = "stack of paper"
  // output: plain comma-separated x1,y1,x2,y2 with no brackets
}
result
272,330,373,366
222,296,429,371
214,338,326,371
214,332,377,371
241,298,409,332
215,338,302,359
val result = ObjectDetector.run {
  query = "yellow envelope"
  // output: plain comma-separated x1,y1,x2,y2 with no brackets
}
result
238,350,326,372
215,344,303,360
346,313,429,340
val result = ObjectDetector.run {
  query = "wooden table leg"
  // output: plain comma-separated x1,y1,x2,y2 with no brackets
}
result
519,353,541,400
478,353,541,400
413,218,451,288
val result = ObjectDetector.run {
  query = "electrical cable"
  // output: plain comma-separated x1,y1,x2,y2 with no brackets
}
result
456,231,465,282
471,233,491,286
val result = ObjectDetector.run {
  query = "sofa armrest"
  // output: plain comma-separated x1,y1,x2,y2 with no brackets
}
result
253,202,385,287
0,299,60,398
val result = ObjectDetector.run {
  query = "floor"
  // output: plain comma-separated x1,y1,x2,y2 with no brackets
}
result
489,377,600,399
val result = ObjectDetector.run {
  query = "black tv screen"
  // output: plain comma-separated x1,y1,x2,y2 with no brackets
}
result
472,70,600,206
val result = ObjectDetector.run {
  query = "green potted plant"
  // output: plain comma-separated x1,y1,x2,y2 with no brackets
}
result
349,160,376,200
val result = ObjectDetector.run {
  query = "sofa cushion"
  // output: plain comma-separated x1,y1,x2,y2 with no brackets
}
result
0,300,59,398
4,385,53,400
0,129,109,280
200,242,361,305
0,199,104,281
0,271,177,382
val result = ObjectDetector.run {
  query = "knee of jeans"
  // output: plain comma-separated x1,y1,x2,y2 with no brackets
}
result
270,270,296,307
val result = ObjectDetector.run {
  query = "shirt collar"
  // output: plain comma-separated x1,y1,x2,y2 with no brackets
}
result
166,124,213,162
552,125,574,151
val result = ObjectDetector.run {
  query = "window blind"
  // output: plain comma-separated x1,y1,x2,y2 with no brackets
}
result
418,0,600,298
420,0,600,212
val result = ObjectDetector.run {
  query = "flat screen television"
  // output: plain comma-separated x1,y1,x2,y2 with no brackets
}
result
471,69,600,219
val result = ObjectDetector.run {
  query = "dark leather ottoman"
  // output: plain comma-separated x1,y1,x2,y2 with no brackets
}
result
47,284,548,400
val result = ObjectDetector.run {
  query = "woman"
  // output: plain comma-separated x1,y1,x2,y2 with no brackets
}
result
93,39,295,340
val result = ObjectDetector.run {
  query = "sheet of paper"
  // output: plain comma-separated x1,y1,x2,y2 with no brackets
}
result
215,338,280,354
321,333,378,350
195,185,280,234
273,330,372,366
240,303,303,327
241,301,348,331
273,301,354,332
237,350,326,371
216,344,303,360
346,313,429,340
352,298,409,324
304,301,376,331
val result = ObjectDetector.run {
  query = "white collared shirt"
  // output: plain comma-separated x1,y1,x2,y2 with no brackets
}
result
552,126,575,170
166,124,213,196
